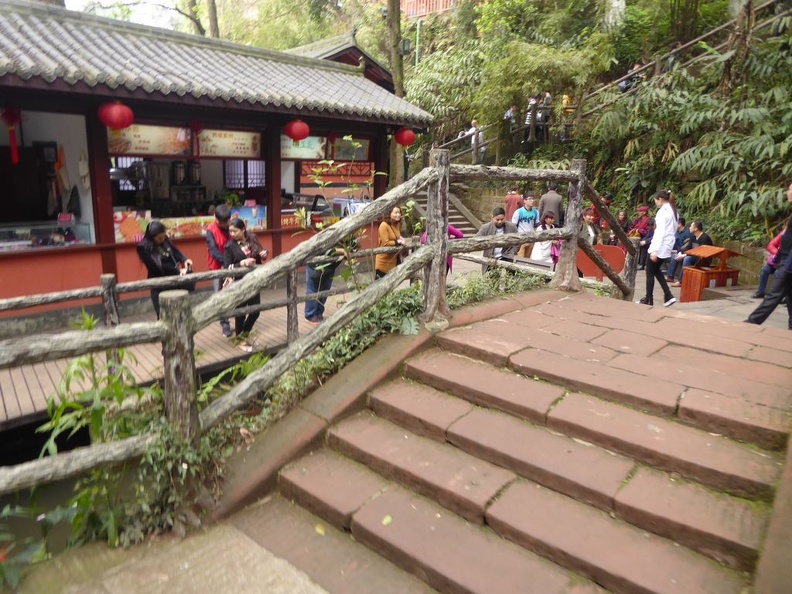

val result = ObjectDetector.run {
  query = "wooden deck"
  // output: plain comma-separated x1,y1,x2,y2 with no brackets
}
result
0,286,341,431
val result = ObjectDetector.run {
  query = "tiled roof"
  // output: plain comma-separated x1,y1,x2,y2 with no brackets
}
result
0,1,432,127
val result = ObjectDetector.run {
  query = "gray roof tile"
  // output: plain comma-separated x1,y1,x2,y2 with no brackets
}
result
0,0,431,127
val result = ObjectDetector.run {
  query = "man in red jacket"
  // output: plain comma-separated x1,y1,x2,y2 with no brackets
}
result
206,204,232,337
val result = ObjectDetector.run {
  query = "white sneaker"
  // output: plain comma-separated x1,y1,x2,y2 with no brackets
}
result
664,297,677,307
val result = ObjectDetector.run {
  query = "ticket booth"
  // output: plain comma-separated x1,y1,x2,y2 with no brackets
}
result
680,246,740,302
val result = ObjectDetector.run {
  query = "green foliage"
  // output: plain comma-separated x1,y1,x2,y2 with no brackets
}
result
0,505,48,589
579,19,792,242
405,40,488,141
37,312,156,456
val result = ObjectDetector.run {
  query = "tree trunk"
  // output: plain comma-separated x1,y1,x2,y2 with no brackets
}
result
186,0,206,36
207,0,220,38
717,0,754,99
388,0,405,188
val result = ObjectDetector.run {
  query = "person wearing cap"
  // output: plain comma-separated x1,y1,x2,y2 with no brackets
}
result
629,204,652,239
637,219,655,270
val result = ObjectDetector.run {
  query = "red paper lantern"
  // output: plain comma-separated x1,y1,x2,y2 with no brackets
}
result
394,128,416,147
284,119,310,144
1,108,22,165
189,119,204,160
98,101,134,130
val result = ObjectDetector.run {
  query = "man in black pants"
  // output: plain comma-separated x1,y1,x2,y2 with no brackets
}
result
746,182,792,329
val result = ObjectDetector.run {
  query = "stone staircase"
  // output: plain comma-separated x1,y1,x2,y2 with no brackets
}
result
20,292,791,594
227,295,790,594
409,191,481,238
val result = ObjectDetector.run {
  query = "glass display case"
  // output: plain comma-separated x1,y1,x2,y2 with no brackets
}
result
0,221,92,252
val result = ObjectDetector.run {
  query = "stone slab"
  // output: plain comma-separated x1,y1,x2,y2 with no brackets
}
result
486,480,746,594
615,467,768,572
536,319,610,342
98,524,328,594
437,319,539,367
510,348,682,415
550,293,668,322
405,349,564,424
279,449,389,530
748,345,792,368
548,393,780,500
591,328,669,357
497,308,559,329
657,344,792,388
679,388,790,451
350,485,601,594
447,406,635,510
328,411,516,524
231,495,435,594
606,352,791,409
368,378,474,442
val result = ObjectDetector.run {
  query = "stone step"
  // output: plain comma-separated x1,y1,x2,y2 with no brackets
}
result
486,480,747,594
230,494,436,594
326,411,517,524
371,380,767,571
405,349,782,498
279,449,601,593
437,314,790,450
548,392,780,501
350,484,605,594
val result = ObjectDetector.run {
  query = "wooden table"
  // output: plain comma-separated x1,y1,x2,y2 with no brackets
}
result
680,245,740,302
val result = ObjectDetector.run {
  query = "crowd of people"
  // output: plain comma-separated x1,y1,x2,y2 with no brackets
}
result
135,180,792,344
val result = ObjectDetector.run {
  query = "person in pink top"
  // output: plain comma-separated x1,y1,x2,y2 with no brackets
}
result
421,224,464,275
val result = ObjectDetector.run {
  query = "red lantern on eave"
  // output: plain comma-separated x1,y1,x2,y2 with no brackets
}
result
1,108,22,165
394,128,416,147
98,101,134,130
284,119,310,145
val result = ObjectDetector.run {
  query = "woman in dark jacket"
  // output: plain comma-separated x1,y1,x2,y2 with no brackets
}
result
224,218,269,351
136,220,192,319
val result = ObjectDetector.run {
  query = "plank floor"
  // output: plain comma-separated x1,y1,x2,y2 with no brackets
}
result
0,286,342,430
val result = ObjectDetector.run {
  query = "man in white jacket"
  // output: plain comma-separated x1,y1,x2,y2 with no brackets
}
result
636,190,678,307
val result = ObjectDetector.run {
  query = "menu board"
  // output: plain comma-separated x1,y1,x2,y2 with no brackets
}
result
161,216,216,238
331,137,370,161
281,135,327,160
107,126,190,156
199,130,261,159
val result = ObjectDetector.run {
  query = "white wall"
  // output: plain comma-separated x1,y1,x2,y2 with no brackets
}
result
281,161,295,193
1,111,96,241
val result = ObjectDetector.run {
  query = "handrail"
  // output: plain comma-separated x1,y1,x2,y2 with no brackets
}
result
0,152,639,496
584,0,784,102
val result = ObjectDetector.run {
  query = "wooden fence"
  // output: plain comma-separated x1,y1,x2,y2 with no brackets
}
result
0,152,637,495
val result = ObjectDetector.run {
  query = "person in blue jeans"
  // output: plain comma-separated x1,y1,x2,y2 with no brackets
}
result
665,220,712,286
746,183,792,329
304,245,351,324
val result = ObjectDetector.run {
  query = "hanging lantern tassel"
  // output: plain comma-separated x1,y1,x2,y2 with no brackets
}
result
2,108,22,165
189,120,203,161
284,119,310,146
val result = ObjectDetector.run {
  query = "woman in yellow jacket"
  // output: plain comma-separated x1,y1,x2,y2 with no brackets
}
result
375,206,405,278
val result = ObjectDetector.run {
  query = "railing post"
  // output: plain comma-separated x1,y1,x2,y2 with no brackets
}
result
286,269,299,342
550,159,586,292
100,273,121,374
422,148,450,322
159,290,199,445
614,238,640,301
